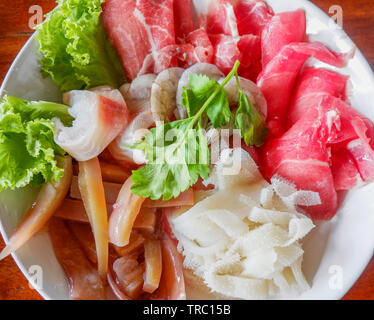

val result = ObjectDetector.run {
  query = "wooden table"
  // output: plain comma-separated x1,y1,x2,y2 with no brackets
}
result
0,0,373,300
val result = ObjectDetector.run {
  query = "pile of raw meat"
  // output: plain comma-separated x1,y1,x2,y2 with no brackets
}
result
103,0,374,220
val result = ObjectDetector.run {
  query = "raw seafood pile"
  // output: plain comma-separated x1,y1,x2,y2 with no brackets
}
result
0,0,373,300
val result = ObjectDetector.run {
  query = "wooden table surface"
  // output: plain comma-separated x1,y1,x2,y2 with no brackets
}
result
0,0,373,300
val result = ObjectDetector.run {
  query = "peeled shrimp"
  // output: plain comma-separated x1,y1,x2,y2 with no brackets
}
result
120,74,156,114
0,156,72,260
150,67,184,123
221,76,268,119
54,87,129,161
176,63,224,119
108,111,155,166
108,176,145,247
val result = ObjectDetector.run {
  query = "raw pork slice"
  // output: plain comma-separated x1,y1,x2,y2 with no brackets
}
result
210,34,261,80
102,0,176,80
234,0,274,36
262,97,340,220
261,9,306,68
257,42,353,136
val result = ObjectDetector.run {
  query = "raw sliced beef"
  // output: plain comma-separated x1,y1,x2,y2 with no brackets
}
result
234,0,274,36
262,97,340,220
261,9,306,68
203,0,239,36
210,34,261,81
180,28,214,67
257,42,353,136
102,0,176,80
287,67,348,128
330,147,360,190
173,0,195,43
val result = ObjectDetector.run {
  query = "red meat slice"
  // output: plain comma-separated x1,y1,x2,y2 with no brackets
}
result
174,0,195,43
261,9,306,68
288,67,348,128
210,34,261,81
102,0,176,81
262,97,340,220
203,0,239,36
234,0,274,36
331,147,360,190
257,42,353,137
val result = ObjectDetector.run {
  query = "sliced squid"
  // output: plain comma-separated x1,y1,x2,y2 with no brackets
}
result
0,156,72,260
150,67,184,123
78,157,109,277
108,176,145,247
221,76,268,119
120,74,156,114
54,87,129,162
108,111,155,166
143,238,162,293
176,63,225,119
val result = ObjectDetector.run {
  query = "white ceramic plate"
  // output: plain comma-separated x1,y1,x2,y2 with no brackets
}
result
1,0,374,300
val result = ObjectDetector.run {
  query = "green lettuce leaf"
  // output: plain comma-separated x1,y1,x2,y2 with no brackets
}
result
0,96,72,191
35,0,124,92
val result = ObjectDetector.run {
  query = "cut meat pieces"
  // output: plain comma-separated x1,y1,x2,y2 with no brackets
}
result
262,97,340,220
102,0,176,80
210,34,261,81
287,67,348,128
261,9,306,68
330,147,360,190
179,28,214,68
234,0,274,36
203,0,239,37
173,0,195,43
257,42,353,137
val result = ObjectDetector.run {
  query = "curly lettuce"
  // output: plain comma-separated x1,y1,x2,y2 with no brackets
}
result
0,96,73,191
35,0,124,92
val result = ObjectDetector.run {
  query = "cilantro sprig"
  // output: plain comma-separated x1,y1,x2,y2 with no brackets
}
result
129,61,267,200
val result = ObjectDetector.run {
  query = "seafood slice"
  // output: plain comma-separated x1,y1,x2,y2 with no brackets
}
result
54,87,129,161
176,63,224,119
0,156,72,260
108,176,145,246
151,67,184,123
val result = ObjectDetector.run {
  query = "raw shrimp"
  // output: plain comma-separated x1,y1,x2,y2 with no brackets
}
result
54,87,129,161
176,63,224,119
108,111,155,166
221,76,268,119
119,74,156,114
150,67,184,123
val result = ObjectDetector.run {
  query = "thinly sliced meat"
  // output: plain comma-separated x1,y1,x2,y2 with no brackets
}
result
102,0,176,80
210,34,261,80
54,88,129,162
257,42,353,136
330,147,360,190
179,28,214,68
203,0,239,36
234,0,274,36
262,97,340,220
49,218,105,300
68,221,97,264
261,9,306,68
173,0,195,43
287,67,348,128
347,117,374,182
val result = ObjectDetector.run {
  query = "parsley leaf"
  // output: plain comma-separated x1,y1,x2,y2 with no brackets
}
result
234,88,268,147
131,119,210,200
